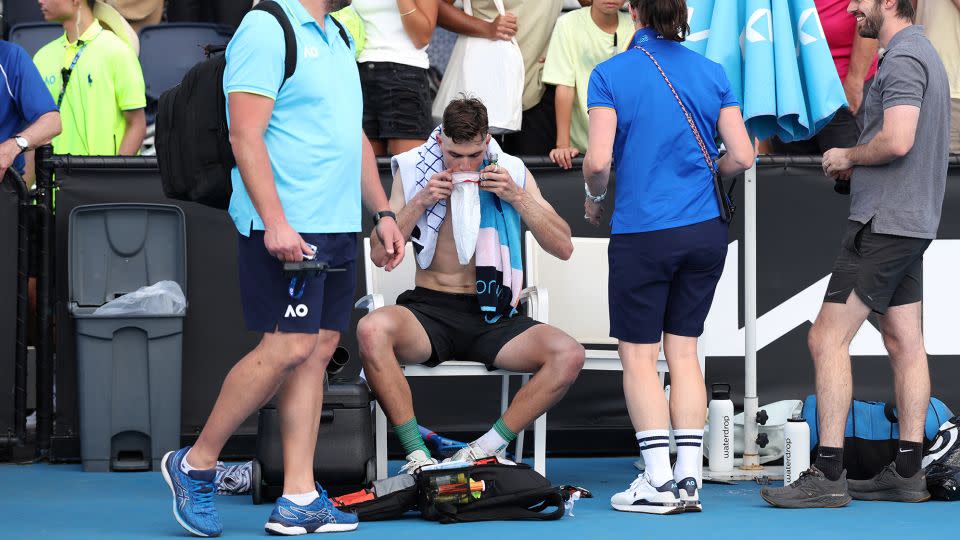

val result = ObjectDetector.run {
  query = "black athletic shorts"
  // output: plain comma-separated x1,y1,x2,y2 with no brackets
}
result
824,220,931,314
396,287,541,370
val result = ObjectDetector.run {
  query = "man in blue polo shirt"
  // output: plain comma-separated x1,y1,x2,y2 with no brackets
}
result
160,0,403,536
0,40,60,185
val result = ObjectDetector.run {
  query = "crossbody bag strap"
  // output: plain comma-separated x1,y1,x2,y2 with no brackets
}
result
635,44,717,176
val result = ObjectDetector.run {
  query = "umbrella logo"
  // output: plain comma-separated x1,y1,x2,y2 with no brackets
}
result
797,8,825,46
745,9,772,43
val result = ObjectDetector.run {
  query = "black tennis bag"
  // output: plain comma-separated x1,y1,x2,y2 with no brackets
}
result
416,460,565,524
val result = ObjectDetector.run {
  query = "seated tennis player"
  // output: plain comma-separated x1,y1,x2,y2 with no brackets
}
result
357,97,585,472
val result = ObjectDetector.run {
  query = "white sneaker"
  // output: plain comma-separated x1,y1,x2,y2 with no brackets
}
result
610,473,684,514
443,442,515,465
676,477,701,512
398,449,437,475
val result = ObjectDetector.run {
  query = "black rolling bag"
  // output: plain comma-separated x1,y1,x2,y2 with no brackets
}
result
252,375,376,504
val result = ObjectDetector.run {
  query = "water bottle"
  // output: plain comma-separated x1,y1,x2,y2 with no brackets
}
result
428,472,485,504
783,415,811,485
707,383,734,473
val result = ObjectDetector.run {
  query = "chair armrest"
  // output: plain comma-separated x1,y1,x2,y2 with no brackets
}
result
354,293,385,313
518,286,549,324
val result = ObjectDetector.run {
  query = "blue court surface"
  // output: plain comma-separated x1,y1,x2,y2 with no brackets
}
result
1,457,953,539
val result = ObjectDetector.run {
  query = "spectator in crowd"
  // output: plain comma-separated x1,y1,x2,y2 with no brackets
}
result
34,0,146,156
0,40,60,184
583,0,754,514
357,96,583,474
770,0,879,154
439,0,566,155
166,0,254,28
104,0,162,31
543,0,633,169
762,0,950,509
353,0,438,156
916,0,960,154
160,0,403,536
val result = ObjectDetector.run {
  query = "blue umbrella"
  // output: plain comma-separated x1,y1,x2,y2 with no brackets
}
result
684,0,847,477
685,0,847,142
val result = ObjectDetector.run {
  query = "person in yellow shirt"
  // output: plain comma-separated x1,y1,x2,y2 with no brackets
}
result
543,0,633,169
34,0,146,157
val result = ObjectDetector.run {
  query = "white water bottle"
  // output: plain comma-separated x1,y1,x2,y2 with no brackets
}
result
783,415,811,485
707,383,734,473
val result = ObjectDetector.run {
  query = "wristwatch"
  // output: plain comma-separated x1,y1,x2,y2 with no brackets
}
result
12,135,29,154
372,210,396,226
584,182,607,203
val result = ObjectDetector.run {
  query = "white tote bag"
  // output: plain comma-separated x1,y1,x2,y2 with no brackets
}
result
431,0,524,134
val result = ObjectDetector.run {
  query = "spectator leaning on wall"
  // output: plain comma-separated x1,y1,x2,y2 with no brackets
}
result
438,0,566,155
34,0,146,156
915,0,960,154
543,0,633,169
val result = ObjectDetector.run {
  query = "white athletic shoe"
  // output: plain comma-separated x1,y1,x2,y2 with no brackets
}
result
610,473,684,514
398,449,438,475
676,477,702,512
443,442,514,465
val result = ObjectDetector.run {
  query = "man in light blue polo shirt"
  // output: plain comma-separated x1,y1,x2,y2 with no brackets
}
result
160,1,404,536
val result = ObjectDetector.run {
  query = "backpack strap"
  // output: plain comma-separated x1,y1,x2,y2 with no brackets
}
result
329,16,351,50
251,0,297,89
434,488,565,523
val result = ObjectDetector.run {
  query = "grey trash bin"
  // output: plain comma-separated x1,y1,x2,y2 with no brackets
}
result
68,204,187,472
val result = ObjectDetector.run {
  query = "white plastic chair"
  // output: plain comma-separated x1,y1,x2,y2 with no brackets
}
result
523,232,705,392
355,240,548,479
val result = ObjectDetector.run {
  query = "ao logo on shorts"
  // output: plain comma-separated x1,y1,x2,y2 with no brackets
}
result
284,304,309,318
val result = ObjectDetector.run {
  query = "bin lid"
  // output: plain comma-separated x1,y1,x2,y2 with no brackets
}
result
69,203,187,307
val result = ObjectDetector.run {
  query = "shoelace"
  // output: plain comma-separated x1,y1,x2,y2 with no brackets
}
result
189,477,216,513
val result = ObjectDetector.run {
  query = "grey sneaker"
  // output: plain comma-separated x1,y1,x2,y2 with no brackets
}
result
760,466,851,508
847,463,931,502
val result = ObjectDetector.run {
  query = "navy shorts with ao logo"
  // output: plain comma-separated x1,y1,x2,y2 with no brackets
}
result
237,231,358,334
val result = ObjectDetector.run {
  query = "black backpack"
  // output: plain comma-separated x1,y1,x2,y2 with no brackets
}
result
155,1,349,209
416,461,565,524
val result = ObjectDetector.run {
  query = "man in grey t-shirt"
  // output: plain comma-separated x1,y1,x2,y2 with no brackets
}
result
762,0,950,510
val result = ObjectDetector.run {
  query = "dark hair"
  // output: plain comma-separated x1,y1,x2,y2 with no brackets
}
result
894,0,915,21
87,0,97,9
441,96,488,143
628,0,689,42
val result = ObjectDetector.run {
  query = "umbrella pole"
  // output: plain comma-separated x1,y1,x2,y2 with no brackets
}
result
742,163,761,470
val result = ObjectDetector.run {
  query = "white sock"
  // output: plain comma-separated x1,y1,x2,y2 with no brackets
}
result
474,427,510,457
673,428,704,484
180,449,199,475
283,490,319,506
637,429,673,487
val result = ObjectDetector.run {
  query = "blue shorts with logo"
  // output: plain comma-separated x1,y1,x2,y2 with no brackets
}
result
608,218,727,344
237,231,358,334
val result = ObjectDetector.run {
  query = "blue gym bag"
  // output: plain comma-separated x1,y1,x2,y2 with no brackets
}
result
801,395,953,480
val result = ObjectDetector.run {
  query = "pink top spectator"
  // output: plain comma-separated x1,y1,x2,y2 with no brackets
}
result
815,0,877,82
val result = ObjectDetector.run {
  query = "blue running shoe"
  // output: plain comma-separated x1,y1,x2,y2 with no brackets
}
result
161,447,223,537
264,485,359,535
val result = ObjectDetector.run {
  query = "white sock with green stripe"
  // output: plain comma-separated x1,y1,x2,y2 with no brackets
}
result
475,417,517,456
637,429,673,487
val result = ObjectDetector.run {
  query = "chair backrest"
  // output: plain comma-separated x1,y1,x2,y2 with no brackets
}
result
8,23,62,58
363,239,417,306
2,3,45,39
138,23,233,101
524,231,615,346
